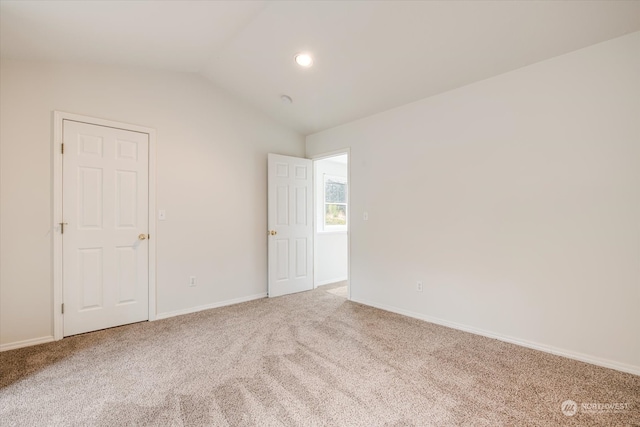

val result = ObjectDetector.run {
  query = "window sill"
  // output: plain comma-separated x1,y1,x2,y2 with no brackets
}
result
317,230,348,235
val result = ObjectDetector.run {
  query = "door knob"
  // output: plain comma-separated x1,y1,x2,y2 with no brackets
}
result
138,234,147,240
269,230,277,236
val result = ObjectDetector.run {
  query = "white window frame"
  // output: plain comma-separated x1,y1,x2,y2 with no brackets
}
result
323,174,347,232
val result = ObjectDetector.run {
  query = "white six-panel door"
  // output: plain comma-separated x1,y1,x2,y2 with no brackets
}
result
62,120,149,336
267,154,313,297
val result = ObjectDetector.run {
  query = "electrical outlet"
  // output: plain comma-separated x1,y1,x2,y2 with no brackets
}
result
189,276,197,287
416,281,423,292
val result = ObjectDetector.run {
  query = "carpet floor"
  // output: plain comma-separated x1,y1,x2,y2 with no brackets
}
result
1,285,638,426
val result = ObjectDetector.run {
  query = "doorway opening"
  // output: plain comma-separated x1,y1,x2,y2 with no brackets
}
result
313,153,349,299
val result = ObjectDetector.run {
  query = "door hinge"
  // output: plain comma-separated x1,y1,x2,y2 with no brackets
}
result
60,222,68,234
61,143,64,154
61,303,64,314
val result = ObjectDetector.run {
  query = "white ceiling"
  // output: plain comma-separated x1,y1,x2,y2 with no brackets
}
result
2,1,639,135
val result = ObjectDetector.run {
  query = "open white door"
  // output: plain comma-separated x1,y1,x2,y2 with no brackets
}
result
267,154,313,297
62,120,149,336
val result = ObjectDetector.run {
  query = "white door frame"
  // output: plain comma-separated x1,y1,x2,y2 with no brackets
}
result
52,111,157,341
310,148,351,300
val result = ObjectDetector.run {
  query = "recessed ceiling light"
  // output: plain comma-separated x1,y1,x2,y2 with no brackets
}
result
280,95,293,104
294,53,313,67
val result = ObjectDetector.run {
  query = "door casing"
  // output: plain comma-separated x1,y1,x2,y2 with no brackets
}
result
52,111,157,340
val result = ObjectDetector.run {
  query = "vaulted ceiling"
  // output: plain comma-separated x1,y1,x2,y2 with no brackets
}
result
2,1,639,135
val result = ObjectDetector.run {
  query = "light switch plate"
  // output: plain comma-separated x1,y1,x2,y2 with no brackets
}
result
158,210,166,220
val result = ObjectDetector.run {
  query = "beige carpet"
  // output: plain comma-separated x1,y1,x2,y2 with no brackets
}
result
1,286,638,426
320,281,348,298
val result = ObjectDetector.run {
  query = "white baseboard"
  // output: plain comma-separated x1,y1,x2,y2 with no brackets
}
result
0,335,55,352
351,297,640,377
315,277,348,287
155,292,267,320
0,294,267,351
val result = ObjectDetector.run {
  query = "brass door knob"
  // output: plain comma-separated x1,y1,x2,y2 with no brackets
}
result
269,230,277,236
138,234,147,240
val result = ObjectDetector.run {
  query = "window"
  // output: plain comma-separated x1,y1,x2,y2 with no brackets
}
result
324,175,347,231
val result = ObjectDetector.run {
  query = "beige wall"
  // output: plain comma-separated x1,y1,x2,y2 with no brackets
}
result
307,32,640,373
0,60,305,347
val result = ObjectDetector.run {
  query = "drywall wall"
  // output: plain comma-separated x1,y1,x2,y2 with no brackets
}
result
314,158,348,285
306,32,640,374
0,59,304,348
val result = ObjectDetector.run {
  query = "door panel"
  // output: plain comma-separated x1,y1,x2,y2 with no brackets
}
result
295,238,307,278
63,120,149,336
115,246,137,303
268,154,313,297
78,248,103,309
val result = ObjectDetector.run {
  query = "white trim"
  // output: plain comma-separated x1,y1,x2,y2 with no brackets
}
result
147,128,158,321
351,297,640,376
316,277,349,287
310,148,352,162
52,111,157,340
52,113,63,340
309,148,351,298
313,159,318,288
1,336,55,352
155,293,267,320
